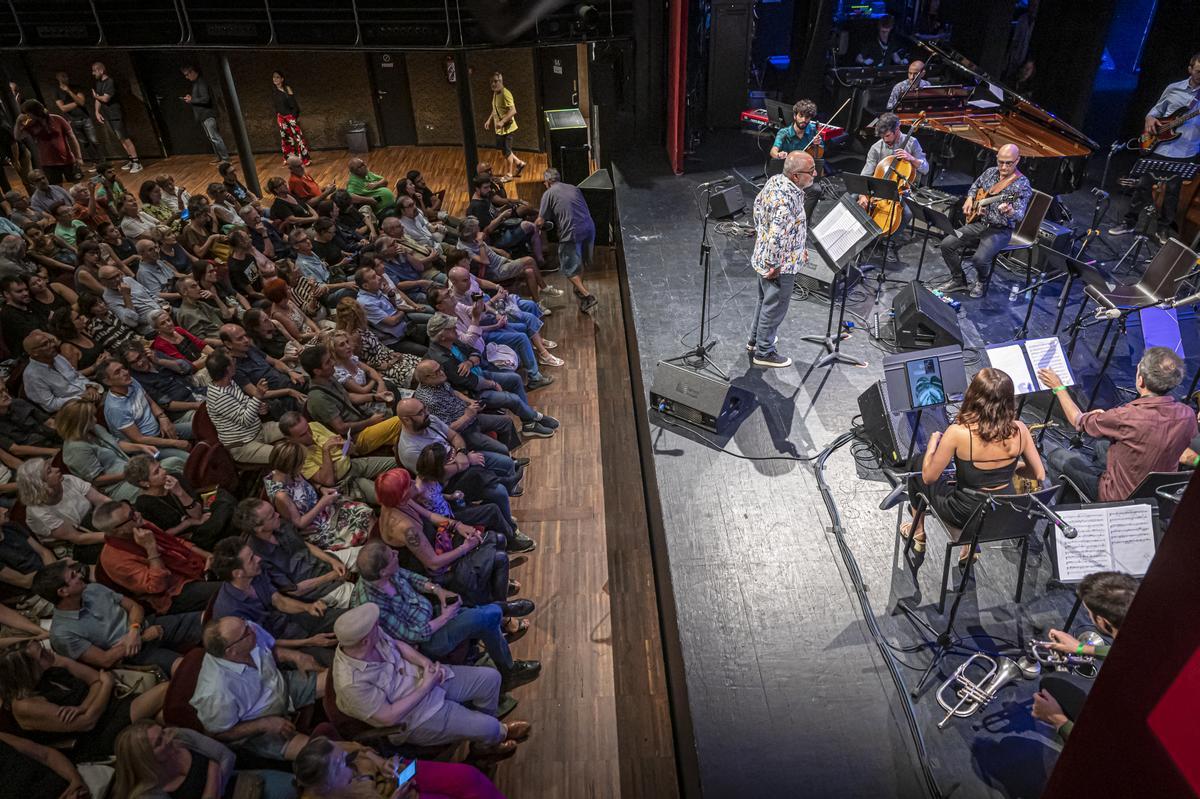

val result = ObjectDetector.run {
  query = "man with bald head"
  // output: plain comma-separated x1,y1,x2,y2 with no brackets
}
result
134,238,185,301
937,143,1032,298
22,330,103,412
748,149,817,368
412,357,525,452
346,158,395,214
285,155,333,205
887,60,932,110
99,263,161,334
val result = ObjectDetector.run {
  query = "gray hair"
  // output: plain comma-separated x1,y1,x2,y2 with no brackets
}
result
543,168,560,184
92,500,130,533
874,112,901,137
15,459,52,506
426,312,457,340
123,454,155,487
458,216,480,238
1137,345,1185,395
356,541,392,581
0,235,24,259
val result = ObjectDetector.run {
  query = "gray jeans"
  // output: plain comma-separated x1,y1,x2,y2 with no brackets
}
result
201,116,230,161
339,456,397,504
749,271,796,357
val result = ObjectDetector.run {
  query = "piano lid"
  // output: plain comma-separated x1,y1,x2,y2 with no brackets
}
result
916,39,1097,152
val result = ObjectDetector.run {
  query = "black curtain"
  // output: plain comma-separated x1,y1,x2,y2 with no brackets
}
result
787,0,835,104
1120,0,1200,135
946,0,1016,79
1026,0,1118,127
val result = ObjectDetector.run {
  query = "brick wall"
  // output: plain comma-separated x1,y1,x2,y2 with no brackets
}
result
406,52,464,146
467,49,540,152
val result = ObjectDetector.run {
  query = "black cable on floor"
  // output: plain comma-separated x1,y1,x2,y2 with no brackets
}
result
813,432,945,799
656,415,825,461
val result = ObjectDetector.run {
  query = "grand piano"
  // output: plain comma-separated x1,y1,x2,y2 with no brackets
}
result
892,41,1097,195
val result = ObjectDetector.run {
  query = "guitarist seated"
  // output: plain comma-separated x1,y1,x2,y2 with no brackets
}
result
935,143,1032,299
1110,53,1200,242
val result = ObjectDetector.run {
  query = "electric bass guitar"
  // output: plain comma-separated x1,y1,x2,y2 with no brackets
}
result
1139,98,1200,151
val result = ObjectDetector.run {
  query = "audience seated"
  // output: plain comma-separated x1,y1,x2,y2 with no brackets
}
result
191,616,325,760
204,348,284,464
264,276,322,344
209,537,346,667
121,339,205,424
354,540,539,686
300,343,402,449
58,398,184,502
16,458,107,561
331,602,531,754
1,274,45,354
279,410,396,505
22,329,104,413
346,158,396,215
354,264,431,354
334,296,421,390
124,454,234,551
35,558,201,675
0,380,62,459
101,359,193,459
99,263,161,334
326,328,394,415
0,729,102,799
93,498,218,614
176,275,229,345
265,440,374,552
151,307,212,371
78,290,140,355
0,639,168,762
48,305,107,380
293,736,506,799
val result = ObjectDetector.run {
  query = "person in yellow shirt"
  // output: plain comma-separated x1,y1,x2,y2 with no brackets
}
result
279,412,397,505
484,72,525,181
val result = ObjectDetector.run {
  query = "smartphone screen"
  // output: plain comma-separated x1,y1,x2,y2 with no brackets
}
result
395,759,417,788
341,434,353,457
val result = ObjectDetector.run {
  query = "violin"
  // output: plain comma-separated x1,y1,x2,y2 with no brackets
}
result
867,111,927,236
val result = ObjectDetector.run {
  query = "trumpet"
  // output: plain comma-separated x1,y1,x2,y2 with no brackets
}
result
1028,631,1105,678
936,653,1041,729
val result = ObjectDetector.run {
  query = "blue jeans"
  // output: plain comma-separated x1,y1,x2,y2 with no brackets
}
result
484,329,541,380
423,603,513,671
480,369,535,422
749,272,796,357
1046,438,1109,501
940,221,1013,284
557,231,595,278
201,117,230,161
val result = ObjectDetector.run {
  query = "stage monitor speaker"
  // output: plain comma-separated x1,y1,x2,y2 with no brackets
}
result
892,281,964,351
856,380,949,467
578,168,614,246
545,108,590,185
794,250,863,298
708,184,745,219
650,361,744,434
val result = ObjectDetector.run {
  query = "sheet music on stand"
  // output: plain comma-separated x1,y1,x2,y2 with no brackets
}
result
810,195,881,268
1130,158,1200,182
983,336,1076,396
1050,500,1159,584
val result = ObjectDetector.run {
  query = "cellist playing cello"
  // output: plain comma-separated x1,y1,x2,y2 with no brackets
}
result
770,99,822,218
856,112,929,232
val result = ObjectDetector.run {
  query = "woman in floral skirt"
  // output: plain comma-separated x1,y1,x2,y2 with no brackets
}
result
272,70,310,165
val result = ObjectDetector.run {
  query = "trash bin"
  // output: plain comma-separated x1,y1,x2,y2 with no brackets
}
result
346,121,369,154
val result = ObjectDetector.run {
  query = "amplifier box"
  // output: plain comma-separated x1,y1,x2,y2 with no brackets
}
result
856,380,949,467
649,361,747,435
1038,219,1073,254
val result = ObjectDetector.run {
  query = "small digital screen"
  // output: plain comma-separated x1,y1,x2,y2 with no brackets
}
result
906,357,946,408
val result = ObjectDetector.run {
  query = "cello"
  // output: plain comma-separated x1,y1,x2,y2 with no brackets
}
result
867,112,928,236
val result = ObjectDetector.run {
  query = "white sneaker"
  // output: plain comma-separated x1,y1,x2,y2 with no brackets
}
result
538,303,553,316
128,161,143,173
541,285,564,297
539,353,565,367
119,161,133,171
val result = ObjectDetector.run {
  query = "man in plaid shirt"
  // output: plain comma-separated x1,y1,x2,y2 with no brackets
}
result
748,150,817,368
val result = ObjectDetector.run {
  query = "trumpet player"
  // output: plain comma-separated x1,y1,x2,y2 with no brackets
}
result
1031,571,1137,741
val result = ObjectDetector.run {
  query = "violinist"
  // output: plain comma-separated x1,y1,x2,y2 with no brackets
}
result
856,113,928,229
936,143,1031,298
770,99,822,218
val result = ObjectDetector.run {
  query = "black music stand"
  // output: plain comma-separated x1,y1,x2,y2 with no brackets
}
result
905,198,957,285
801,195,881,368
842,173,905,301
1114,158,1200,274
663,186,729,380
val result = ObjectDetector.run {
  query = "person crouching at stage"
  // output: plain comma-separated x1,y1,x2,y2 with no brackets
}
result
769,99,822,218
1032,571,1137,742
935,143,1031,298
902,368,1045,565
747,150,817,369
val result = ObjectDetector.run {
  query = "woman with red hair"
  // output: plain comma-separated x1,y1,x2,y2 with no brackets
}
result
375,468,527,617
264,276,321,343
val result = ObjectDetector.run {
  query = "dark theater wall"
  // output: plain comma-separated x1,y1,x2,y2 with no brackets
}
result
406,52,466,147
225,51,381,153
467,49,541,153
24,51,166,161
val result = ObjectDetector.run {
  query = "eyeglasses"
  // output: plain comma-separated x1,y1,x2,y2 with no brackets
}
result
996,159,1018,166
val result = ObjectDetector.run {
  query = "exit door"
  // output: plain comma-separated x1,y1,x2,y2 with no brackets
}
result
133,52,214,156
369,53,417,146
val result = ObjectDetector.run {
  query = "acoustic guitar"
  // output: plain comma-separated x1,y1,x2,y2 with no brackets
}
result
1139,98,1200,151
964,184,1021,224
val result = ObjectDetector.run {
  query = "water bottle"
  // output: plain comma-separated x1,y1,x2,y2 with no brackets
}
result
1008,285,1020,303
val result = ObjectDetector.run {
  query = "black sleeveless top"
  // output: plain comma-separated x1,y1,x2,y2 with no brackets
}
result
170,751,212,798
953,431,1020,491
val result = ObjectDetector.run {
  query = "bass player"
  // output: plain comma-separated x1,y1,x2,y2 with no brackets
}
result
935,143,1031,298
1110,53,1200,241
